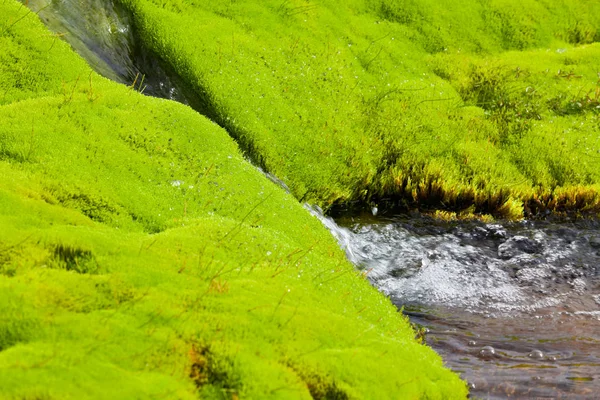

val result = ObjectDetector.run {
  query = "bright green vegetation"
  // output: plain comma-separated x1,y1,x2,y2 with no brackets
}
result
0,1,467,398
118,0,600,218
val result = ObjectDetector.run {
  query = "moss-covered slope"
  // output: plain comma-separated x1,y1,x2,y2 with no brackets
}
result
118,0,600,218
0,1,466,398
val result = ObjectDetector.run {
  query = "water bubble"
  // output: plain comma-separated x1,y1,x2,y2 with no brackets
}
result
479,346,496,360
528,349,544,359
468,340,477,347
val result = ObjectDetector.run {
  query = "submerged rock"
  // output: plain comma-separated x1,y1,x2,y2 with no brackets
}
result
588,236,600,249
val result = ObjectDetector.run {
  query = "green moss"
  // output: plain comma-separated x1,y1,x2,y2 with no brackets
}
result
0,0,466,398
114,0,600,219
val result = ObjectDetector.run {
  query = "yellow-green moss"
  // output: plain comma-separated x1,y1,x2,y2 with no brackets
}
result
117,0,600,219
0,1,466,398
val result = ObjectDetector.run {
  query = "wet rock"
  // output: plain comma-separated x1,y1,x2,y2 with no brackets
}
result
498,236,542,259
460,224,508,241
389,259,422,279
589,236,600,249
472,226,490,239
571,278,587,293
486,224,509,239
515,266,551,288
506,255,544,273
549,227,578,242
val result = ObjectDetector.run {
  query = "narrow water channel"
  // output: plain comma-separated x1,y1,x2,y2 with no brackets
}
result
22,0,198,105
22,0,600,397
313,207,600,399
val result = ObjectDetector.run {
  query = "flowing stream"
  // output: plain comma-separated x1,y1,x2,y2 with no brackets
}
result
20,0,600,397
313,207,600,399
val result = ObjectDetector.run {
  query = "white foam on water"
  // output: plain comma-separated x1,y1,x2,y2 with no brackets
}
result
308,206,599,316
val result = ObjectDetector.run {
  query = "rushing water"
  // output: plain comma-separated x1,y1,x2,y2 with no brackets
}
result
23,0,600,397
311,207,600,399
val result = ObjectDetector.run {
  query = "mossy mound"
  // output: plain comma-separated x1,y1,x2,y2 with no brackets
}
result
117,0,600,219
0,1,466,398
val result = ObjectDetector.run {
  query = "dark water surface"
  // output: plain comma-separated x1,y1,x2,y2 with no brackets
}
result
313,208,600,399
22,0,600,397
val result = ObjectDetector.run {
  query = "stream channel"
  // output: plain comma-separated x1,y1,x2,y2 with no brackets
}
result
19,0,600,398
317,208,600,399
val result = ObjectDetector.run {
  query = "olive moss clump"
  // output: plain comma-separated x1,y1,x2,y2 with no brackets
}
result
0,1,466,398
118,0,600,219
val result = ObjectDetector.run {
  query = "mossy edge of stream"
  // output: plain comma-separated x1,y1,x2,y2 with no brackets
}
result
118,0,600,220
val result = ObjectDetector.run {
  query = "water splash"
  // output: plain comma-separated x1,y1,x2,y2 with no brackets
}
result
309,208,599,315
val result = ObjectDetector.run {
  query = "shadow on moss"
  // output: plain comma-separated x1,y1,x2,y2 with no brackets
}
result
51,243,99,274
285,362,349,400
189,344,241,399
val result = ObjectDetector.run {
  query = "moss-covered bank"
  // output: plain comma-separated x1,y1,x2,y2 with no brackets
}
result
116,0,600,219
0,1,466,398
